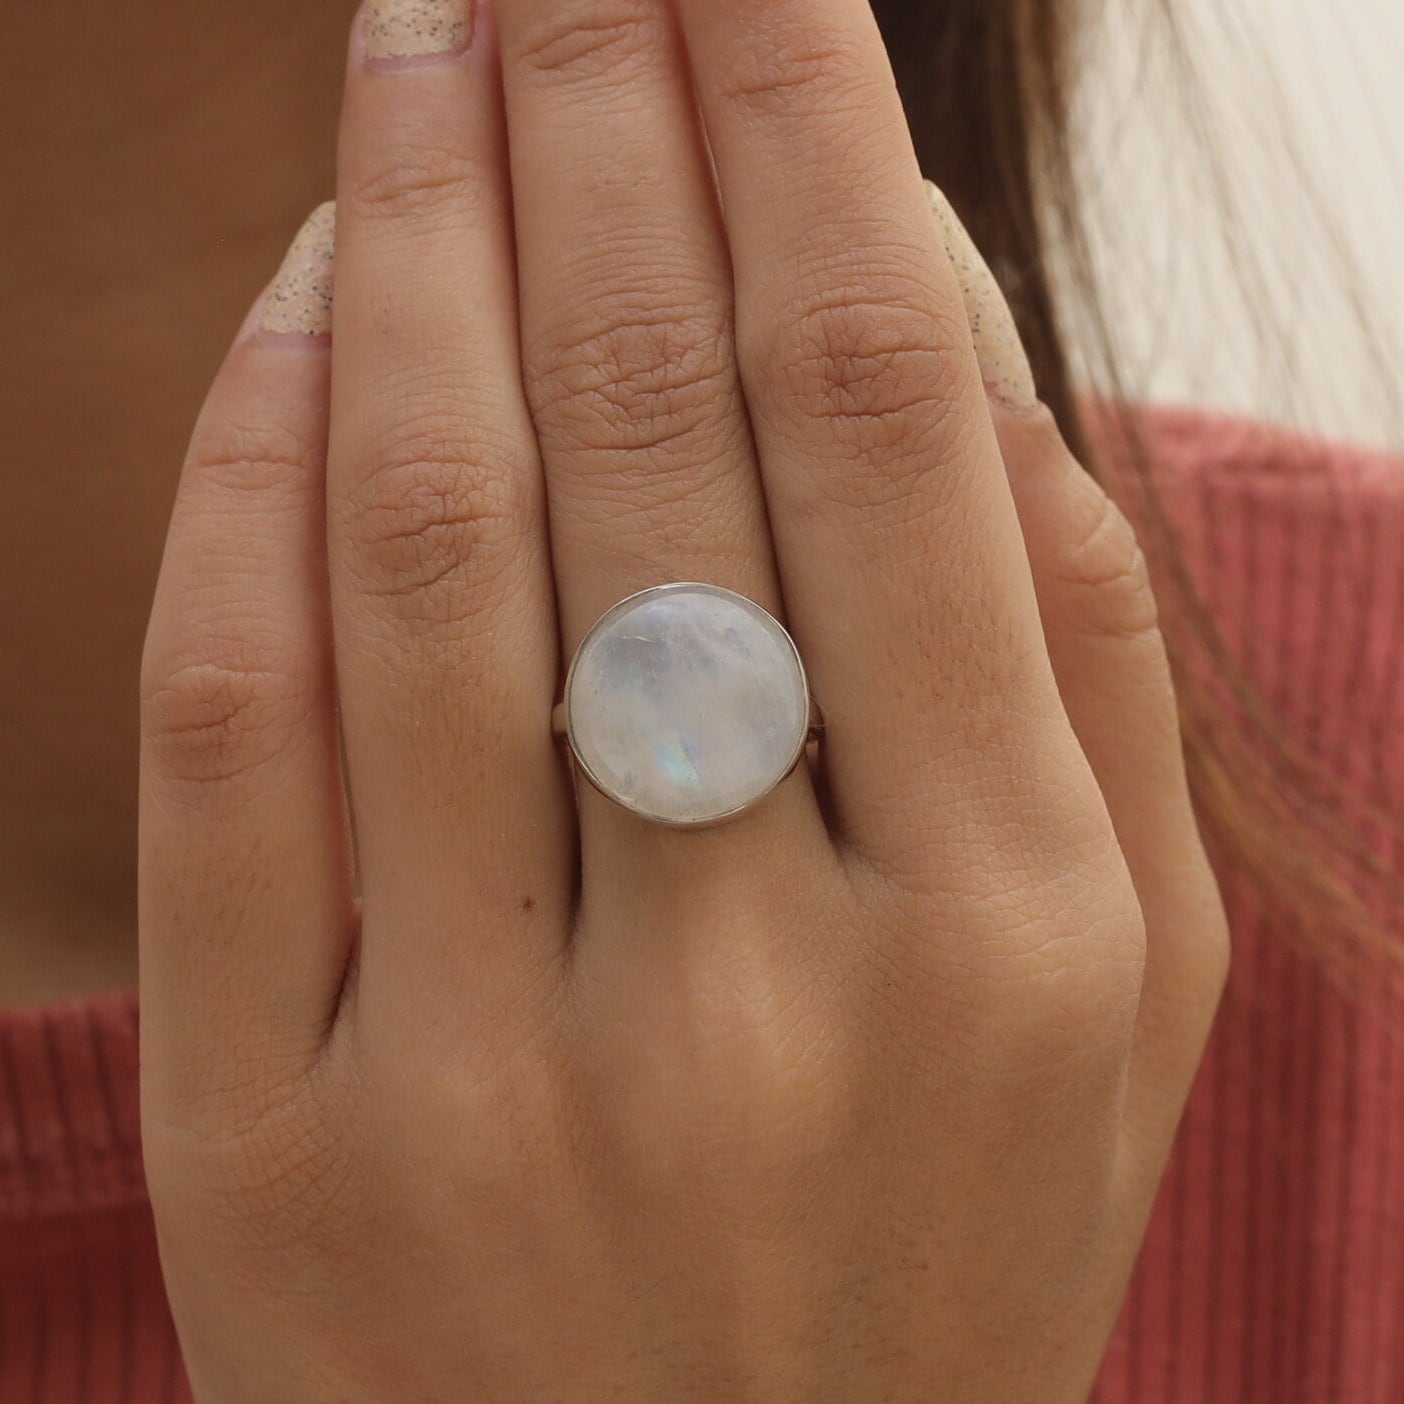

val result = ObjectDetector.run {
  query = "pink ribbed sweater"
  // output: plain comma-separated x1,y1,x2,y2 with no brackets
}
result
1,407,1401,1402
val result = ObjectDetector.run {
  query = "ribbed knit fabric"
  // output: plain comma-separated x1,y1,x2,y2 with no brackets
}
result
0,406,1400,1402
1092,407,1404,1403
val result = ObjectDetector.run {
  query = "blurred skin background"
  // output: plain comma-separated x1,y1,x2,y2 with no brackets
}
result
0,0,1399,1010
0,2,357,1005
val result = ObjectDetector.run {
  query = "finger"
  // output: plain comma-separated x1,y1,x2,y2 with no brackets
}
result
921,185,1230,1155
139,208,353,1096
493,0,825,878
329,1,573,1013
994,403,1230,1164
995,403,1230,1347
674,0,1066,869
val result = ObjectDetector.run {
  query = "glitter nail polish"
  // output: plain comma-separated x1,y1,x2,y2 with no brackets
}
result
364,0,474,64
259,203,336,338
925,180,1038,409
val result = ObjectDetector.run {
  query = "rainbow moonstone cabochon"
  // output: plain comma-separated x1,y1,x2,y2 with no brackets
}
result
565,584,810,826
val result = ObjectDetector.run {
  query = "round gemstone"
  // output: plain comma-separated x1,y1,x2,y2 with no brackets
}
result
565,584,810,826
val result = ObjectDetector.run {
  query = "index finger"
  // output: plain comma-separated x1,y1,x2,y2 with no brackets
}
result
675,0,1068,866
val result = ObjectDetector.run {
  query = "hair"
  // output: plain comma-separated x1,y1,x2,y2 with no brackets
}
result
872,0,1404,989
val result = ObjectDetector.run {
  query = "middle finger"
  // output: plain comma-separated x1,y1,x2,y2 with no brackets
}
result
495,0,827,866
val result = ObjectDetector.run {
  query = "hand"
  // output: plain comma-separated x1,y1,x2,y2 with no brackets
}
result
138,0,1228,1399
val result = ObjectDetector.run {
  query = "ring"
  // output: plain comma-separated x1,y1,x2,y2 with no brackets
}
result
552,583,824,828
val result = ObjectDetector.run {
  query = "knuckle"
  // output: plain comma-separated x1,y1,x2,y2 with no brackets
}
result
759,286,979,511
472,1088,572,1197
868,799,1147,1067
950,927,1143,1086
667,964,854,1172
185,422,320,497
343,136,479,224
986,845,1147,1063
525,304,737,470
773,288,948,421
341,428,532,634
141,639,312,792
511,3,653,85
1056,489,1163,642
718,30,866,121
1009,901,1146,1056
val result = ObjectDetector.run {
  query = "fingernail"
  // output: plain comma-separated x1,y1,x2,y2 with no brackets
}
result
924,180,1038,410
363,0,474,67
259,202,336,339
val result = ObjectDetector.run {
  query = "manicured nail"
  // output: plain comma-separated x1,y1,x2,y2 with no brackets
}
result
363,0,474,66
259,202,336,339
924,180,1038,410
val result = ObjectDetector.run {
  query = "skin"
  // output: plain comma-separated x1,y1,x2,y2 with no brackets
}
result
8,0,1228,1397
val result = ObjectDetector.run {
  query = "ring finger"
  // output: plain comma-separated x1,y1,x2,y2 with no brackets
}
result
675,0,1076,880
